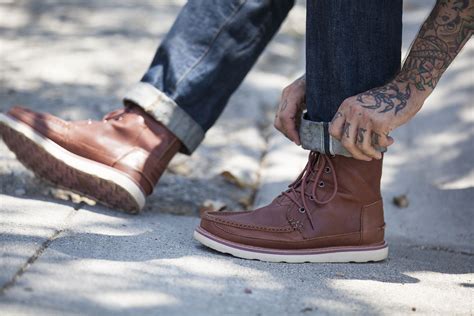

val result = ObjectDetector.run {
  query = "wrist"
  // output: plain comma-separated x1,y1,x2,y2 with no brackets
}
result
392,78,428,110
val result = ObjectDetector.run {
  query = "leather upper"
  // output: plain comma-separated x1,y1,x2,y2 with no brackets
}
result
8,105,181,195
200,153,385,250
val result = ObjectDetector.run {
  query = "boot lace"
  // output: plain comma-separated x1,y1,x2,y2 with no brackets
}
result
281,152,338,230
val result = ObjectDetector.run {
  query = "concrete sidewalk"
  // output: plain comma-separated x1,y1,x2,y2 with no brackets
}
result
1,0,473,315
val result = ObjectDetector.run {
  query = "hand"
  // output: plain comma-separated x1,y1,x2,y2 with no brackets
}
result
329,80,423,161
274,75,306,145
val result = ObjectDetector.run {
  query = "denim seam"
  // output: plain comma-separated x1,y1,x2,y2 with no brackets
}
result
173,0,247,90
123,82,204,154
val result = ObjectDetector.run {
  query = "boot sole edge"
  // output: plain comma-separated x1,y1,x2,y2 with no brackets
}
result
194,227,388,263
0,113,146,213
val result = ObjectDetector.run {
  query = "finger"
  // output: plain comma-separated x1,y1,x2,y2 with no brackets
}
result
356,126,382,159
290,101,305,145
280,113,300,145
328,111,345,140
372,132,395,148
274,110,293,142
274,113,284,134
341,121,372,161
279,97,304,145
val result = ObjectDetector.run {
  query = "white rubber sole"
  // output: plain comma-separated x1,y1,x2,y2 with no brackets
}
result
194,227,388,263
0,113,146,212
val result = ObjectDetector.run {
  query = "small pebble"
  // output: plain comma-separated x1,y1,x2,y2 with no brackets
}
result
393,194,409,208
244,288,252,294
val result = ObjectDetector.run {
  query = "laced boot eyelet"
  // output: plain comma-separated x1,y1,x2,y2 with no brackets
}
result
319,181,325,188
309,196,314,201
298,207,306,214
324,167,331,174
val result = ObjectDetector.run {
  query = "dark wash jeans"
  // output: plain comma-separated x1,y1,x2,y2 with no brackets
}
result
124,0,402,154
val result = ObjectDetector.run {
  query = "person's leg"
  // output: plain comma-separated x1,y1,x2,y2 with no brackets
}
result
0,0,295,212
298,0,402,156
194,0,403,263
305,0,402,122
124,0,295,154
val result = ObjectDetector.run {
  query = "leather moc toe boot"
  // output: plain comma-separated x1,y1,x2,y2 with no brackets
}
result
0,105,181,213
195,152,387,263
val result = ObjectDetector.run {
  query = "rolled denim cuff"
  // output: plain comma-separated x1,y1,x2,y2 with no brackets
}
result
123,82,204,154
299,113,386,157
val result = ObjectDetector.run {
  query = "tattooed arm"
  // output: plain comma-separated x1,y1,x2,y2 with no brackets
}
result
330,0,473,161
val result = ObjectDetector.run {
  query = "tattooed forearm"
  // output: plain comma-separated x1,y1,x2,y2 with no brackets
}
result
354,0,473,117
397,0,474,91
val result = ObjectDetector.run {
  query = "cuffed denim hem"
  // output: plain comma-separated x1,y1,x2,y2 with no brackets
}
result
298,112,386,157
123,82,204,155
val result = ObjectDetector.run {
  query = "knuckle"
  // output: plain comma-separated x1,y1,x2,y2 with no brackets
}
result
349,106,359,117
361,142,371,151
342,140,354,149
341,99,353,109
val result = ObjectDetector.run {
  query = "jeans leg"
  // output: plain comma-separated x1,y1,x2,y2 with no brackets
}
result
305,0,403,122
124,0,295,154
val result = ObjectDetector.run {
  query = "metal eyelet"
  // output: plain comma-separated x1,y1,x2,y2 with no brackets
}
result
298,207,306,213
324,167,331,174
309,196,314,201
318,181,325,188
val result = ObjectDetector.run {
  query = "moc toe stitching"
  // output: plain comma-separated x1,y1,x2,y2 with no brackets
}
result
202,211,293,233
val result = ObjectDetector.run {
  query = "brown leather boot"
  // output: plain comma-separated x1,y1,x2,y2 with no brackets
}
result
195,152,387,263
0,105,181,213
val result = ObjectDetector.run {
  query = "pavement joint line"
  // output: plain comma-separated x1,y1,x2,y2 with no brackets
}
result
0,206,80,295
408,244,473,256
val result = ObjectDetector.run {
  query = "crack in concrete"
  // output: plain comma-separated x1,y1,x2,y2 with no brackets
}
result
408,244,473,256
0,207,79,295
